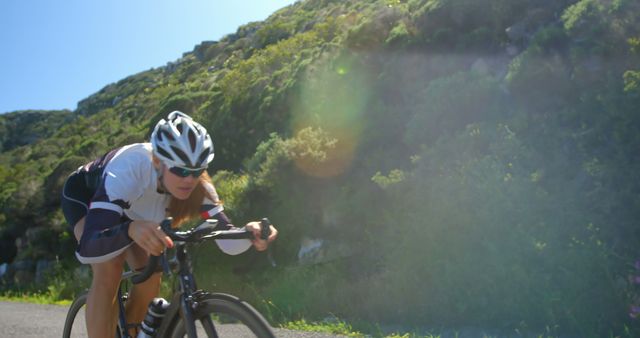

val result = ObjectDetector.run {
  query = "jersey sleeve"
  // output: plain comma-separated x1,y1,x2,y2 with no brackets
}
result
199,182,254,255
199,181,233,231
76,149,152,264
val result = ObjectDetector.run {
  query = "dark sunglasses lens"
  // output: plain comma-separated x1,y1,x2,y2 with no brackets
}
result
169,167,186,177
191,169,204,177
170,167,204,178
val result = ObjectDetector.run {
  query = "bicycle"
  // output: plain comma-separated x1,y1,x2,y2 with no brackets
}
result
63,217,276,338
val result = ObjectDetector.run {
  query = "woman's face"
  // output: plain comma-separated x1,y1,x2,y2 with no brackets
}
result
161,165,200,200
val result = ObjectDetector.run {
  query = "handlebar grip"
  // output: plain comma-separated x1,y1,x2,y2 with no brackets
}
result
131,255,160,284
260,218,271,240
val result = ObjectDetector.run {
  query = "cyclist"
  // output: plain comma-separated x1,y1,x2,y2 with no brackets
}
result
61,111,278,338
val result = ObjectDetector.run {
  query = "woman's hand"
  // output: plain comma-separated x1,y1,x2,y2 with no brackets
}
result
128,220,174,256
245,221,278,251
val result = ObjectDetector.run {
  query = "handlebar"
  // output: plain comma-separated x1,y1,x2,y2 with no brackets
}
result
131,217,272,284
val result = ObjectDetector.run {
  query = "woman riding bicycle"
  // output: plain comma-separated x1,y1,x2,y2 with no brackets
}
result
61,111,278,338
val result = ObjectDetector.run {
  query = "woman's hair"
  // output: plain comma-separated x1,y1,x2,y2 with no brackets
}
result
168,170,218,227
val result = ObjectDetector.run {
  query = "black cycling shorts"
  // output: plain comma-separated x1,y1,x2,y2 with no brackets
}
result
61,170,96,232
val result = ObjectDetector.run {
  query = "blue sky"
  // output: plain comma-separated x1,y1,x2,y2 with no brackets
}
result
0,0,298,114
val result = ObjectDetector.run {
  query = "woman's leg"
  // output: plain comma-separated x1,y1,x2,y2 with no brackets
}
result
65,173,127,338
72,215,160,336
124,243,162,336
74,217,126,338
87,253,126,338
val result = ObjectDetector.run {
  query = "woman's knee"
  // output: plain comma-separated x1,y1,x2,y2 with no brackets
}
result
90,256,125,292
126,245,161,295
124,243,149,271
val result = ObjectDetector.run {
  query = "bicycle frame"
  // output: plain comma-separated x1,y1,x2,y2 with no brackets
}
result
116,240,214,338
91,217,274,338
160,240,214,337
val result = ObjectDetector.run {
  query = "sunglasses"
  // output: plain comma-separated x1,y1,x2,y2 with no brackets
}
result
168,166,206,178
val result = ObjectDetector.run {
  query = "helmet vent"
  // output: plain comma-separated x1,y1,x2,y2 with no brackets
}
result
160,130,175,141
169,113,180,122
188,130,197,152
197,150,209,167
156,146,172,160
170,146,192,167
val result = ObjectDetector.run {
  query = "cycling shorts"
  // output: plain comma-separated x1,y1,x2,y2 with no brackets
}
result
61,169,101,232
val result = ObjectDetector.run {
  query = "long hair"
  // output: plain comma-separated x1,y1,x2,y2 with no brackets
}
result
168,170,217,227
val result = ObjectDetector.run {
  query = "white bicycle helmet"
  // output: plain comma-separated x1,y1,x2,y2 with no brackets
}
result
151,111,214,169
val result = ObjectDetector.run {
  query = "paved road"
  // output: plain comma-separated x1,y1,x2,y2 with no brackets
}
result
0,301,348,337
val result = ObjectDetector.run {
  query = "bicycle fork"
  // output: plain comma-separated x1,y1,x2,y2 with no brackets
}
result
181,292,199,337
176,244,218,338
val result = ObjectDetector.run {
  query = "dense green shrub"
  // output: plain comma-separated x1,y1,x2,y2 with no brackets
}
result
562,0,603,36
0,110,74,152
360,123,622,334
385,21,412,46
240,128,341,263
255,21,296,49
405,70,504,147
158,91,211,116
505,47,576,112
209,170,249,220
624,70,640,93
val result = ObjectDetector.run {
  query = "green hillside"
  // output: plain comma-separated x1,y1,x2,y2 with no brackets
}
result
1,0,640,336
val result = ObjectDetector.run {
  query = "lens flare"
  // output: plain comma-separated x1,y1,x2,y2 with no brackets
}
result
291,56,371,177
293,129,358,178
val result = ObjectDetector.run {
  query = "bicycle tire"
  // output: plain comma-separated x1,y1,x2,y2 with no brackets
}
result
169,293,275,338
62,291,124,338
62,291,88,338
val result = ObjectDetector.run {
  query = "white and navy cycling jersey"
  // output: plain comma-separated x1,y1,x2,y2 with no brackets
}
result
71,143,231,264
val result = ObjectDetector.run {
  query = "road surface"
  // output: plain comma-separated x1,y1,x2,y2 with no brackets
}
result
0,301,348,337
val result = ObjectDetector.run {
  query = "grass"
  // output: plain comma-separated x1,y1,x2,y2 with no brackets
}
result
283,318,366,337
280,318,452,338
0,289,71,306
279,318,580,338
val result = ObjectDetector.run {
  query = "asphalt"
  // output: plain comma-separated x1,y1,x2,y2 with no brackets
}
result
0,301,348,338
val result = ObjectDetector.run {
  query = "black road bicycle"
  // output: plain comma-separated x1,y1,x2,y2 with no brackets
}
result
62,218,276,338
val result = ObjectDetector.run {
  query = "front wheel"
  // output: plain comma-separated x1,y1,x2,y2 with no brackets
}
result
62,292,88,338
62,290,124,338
169,293,275,338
